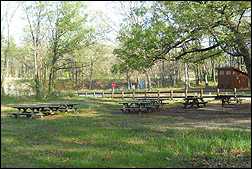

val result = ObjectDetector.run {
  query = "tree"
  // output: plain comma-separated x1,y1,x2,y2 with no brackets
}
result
113,1,158,91
1,1,21,95
21,1,47,98
115,1,251,90
45,1,93,95
153,1,251,89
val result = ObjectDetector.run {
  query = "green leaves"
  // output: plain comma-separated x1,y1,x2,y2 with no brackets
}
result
115,0,251,73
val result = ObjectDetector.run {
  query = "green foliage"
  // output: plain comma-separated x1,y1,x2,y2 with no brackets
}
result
114,1,251,76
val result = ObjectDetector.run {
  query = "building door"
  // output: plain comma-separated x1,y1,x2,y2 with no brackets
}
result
234,76,241,89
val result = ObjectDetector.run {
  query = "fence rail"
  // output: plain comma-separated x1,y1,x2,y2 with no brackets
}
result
77,88,251,100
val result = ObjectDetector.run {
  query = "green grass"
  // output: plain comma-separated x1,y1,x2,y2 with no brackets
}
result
1,96,251,168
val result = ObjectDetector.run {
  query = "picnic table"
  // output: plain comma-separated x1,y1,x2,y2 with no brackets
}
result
50,103,79,112
215,95,242,106
11,105,60,119
11,103,79,119
119,100,153,114
136,98,169,108
183,96,208,108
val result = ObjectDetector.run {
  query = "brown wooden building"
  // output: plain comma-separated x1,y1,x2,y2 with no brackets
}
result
216,67,248,89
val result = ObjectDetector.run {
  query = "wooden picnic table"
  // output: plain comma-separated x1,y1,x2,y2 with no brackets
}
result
136,98,169,108
118,100,153,114
215,95,241,106
49,103,79,112
11,103,79,119
183,96,208,108
11,104,60,119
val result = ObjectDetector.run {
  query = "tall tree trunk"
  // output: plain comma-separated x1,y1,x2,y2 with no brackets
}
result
161,61,165,87
126,70,130,91
48,72,52,95
187,63,190,88
195,65,199,86
211,60,216,83
52,69,56,96
145,69,152,91
199,65,203,83
89,60,93,90
203,64,208,88
136,73,140,89
82,64,85,87
184,62,189,90
34,47,40,98
172,62,176,87
169,61,173,87
75,63,78,86
39,40,43,94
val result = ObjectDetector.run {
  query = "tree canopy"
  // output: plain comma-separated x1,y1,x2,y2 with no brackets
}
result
114,1,251,88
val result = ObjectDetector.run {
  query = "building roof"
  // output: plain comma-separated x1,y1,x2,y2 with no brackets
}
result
216,67,248,75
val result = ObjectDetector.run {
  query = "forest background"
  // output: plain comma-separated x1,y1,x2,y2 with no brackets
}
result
1,1,251,98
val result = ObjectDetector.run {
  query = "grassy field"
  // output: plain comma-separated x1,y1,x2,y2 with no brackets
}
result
1,96,251,168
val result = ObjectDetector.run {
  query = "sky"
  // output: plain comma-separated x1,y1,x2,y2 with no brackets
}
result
1,1,121,46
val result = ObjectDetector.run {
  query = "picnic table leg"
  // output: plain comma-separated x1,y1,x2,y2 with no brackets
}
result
191,100,195,107
127,103,131,113
196,100,200,108
15,113,19,119
14,108,21,119
34,108,43,118
121,104,125,112
139,104,141,115
184,100,188,108
23,108,31,118
67,105,73,112
148,103,152,111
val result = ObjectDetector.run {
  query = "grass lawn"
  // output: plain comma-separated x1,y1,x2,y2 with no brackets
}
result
1,96,251,168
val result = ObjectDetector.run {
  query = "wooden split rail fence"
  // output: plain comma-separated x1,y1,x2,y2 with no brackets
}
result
77,88,250,100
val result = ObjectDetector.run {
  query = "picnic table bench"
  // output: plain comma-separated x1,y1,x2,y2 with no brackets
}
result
183,96,208,108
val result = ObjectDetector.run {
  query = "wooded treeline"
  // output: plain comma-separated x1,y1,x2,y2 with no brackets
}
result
1,1,250,98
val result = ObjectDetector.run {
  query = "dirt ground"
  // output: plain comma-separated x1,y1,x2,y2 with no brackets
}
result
143,101,251,131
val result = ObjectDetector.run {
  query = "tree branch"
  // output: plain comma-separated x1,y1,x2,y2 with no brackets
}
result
175,42,221,60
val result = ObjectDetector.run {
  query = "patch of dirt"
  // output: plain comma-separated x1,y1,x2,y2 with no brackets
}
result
140,102,251,130
156,103,250,121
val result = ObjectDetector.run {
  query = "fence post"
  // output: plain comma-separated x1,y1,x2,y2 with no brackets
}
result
185,89,188,99
158,90,160,99
122,91,124,99
112,91,114,98
133,90,135,99
85,92,87,97
145,90,147,99
93,90,95,97
102,91,104,98
216,88,220,96
200,89,203,98
170,90,173,100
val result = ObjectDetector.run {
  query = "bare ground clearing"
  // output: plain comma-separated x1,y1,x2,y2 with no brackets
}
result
117,101,251,131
